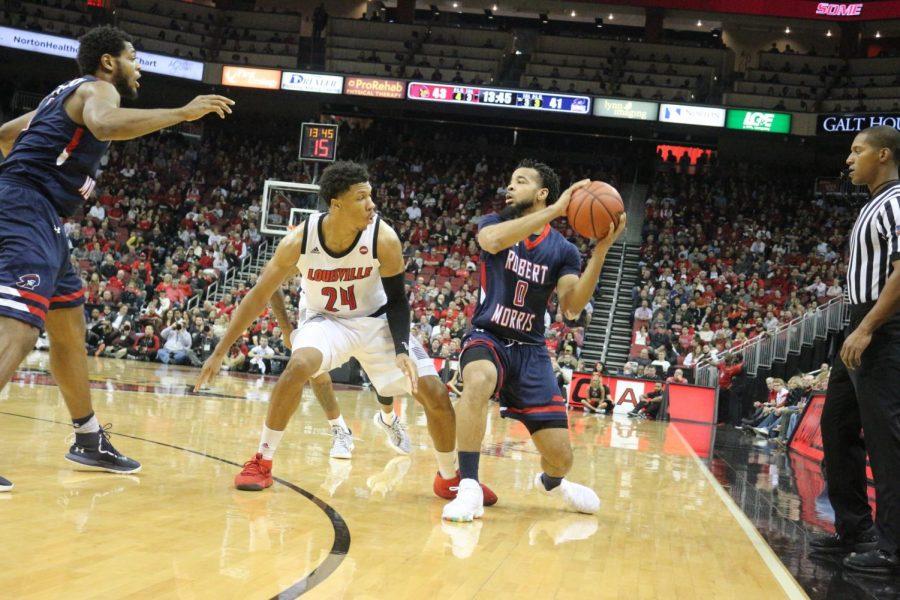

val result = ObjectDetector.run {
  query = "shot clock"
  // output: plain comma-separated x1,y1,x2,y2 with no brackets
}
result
299,123,339,162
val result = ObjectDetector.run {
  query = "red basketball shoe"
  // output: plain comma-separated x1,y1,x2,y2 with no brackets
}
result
433,471,498,506
235,453,273,491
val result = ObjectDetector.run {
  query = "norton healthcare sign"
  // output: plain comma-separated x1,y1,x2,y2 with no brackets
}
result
818,113,900,134
0,26,204,81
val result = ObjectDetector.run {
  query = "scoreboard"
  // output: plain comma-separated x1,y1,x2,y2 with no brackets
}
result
407,82,591,115
299,122,339,162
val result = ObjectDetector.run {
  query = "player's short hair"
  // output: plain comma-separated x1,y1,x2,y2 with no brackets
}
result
861,125,900,167
517,159,560,204
318,161,370,205
77,26,133,75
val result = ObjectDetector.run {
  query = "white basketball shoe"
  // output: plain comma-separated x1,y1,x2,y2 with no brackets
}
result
533,473,600,514
329,426,354,460
441,478,484,522
372,412,411,455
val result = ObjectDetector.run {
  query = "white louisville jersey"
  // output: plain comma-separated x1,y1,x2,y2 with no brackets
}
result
295,212,387,318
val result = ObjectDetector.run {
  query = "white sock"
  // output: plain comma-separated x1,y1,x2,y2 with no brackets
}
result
74,415,100,434
328,415,350,433
258,425,284,460
379,410,397,425
435,449,458,479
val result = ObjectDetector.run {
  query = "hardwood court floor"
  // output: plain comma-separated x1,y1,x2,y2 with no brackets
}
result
0,353,807,599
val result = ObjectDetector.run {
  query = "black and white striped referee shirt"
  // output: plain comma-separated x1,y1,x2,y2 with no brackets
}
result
847,180,900,304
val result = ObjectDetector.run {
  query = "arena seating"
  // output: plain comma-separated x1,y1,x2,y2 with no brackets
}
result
626,156,852,374
326,18,508,84
523,35,724,102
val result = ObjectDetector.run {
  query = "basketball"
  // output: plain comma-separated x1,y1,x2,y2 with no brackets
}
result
566,181,624,240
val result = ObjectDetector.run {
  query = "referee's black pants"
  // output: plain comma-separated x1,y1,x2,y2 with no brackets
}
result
821,305,900,553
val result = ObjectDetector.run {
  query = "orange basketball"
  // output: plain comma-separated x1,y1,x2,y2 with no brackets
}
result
566,181,624,240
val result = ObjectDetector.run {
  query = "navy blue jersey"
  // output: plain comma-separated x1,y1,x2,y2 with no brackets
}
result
0,76,109,217
471,213,581,344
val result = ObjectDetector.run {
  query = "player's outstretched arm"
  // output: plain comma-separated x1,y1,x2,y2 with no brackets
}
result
0,110,36,157
378,222,418,393
478,179,591,254
81,80,234,141
557,215,627,320
194,230,302,390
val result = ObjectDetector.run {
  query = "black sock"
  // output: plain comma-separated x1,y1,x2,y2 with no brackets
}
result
72,412,95,428
458,451,480,481
541,473,563,491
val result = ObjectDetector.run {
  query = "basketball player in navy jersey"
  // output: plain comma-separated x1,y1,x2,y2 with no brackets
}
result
442,160,626,522
0,26,234,491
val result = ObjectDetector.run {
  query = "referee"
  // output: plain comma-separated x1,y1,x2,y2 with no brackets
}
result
810,125,900,575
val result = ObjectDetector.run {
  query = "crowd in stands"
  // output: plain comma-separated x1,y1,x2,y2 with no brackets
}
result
626,153,853,384
34,118,632,380
737,365,831,448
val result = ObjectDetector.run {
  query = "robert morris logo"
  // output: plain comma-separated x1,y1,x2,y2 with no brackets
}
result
16,274,41,290
815,3,863,16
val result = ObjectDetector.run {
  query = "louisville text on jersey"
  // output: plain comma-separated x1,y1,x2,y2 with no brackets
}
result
306,266,373,282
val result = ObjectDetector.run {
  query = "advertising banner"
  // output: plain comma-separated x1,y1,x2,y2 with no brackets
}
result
817,113,900,134
343,77,406,99
659,103,726,127
0,26,204,80
726,109,791,133
593,97,659,120
281,71,343,94
568,372,658,415
221,66,281,89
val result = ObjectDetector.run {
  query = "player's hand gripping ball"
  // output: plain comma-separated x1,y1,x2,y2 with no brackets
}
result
566,181,624,240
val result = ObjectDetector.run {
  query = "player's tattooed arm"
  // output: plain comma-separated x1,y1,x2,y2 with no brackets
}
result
477,179,591,254
195,229,303,390
0,110,36,157
79,80,234,141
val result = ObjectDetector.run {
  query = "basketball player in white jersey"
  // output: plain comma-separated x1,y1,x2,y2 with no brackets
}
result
269,285,410,458
196,162,496,504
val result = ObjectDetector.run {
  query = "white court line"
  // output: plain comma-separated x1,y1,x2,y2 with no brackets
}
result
670,424,809,600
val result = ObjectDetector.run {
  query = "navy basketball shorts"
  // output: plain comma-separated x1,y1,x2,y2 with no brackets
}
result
0,181,84,331
461,328,568,424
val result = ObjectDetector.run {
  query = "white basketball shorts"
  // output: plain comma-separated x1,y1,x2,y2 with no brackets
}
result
290,313,437,397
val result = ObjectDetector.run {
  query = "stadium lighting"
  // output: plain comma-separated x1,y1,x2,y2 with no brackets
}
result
491,4,497,10
452,1,458,7
785,26,791,34
570,9,576,17
875,31,882,38
697,20,702,27
608,13,614,20
826,29,832,37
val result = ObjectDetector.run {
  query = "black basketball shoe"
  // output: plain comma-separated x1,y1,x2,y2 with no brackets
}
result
0,474,12,492
809,529,878,555
65,424,142,473
844,549,900,575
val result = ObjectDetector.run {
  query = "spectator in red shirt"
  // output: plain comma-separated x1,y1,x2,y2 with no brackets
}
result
717,355,744,425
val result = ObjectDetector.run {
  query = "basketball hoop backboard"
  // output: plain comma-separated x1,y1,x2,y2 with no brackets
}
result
260,180,322,236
